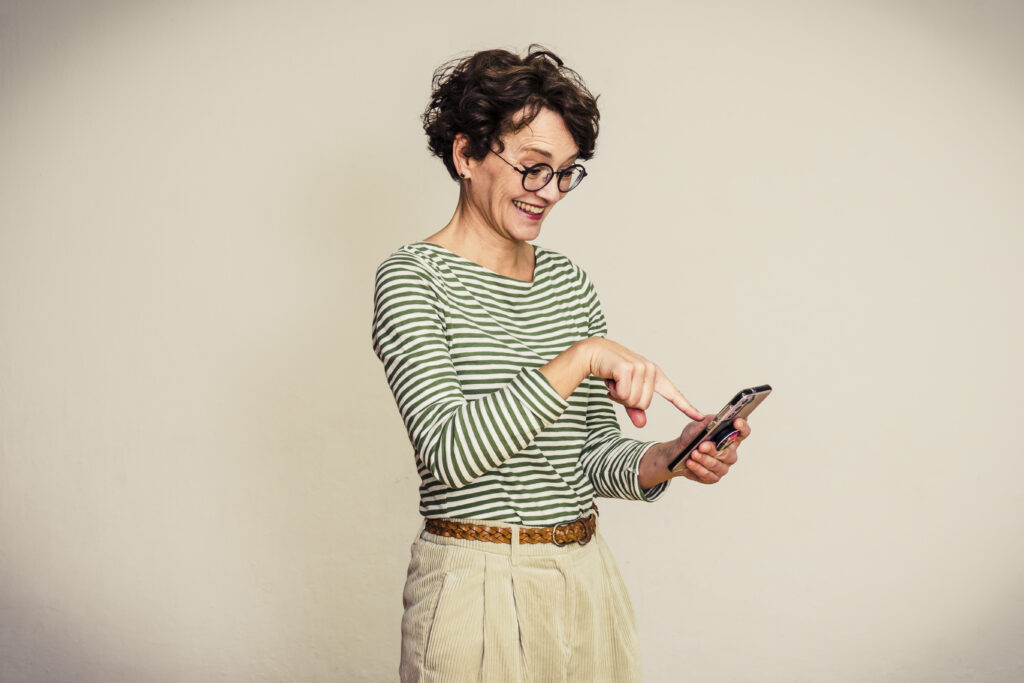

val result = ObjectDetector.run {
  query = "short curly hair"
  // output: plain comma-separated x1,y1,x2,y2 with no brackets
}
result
423,45,601,181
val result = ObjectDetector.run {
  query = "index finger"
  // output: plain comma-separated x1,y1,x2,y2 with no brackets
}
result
654,371,705,421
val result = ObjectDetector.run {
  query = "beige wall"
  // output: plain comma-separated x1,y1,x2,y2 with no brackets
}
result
2,1,1022,681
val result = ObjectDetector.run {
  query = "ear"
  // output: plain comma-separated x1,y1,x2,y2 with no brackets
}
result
452,134,475,179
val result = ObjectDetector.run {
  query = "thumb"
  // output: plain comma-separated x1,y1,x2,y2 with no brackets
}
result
606,379,649,427
625,407,647,428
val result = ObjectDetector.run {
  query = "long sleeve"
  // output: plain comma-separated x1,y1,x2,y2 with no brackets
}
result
576,276,670,501
372,252,569,490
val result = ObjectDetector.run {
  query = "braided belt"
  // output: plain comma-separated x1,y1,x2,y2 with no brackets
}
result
424,506,598,547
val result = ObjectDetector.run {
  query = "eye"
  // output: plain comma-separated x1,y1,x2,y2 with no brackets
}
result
524,165,547,178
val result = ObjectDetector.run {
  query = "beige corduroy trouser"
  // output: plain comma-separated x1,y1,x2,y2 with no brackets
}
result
400,515,643,683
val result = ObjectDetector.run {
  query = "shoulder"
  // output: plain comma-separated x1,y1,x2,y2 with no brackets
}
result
375,243,457,294
535,245,597,295
376,243,443,280
373,244,455,315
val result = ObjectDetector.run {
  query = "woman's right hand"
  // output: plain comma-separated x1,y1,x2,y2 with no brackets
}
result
578,337,704,428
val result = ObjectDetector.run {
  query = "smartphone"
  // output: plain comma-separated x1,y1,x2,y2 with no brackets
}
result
668,385,772,472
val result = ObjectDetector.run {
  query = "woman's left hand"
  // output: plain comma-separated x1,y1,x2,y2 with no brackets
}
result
637,417,752,489
675,417,751,484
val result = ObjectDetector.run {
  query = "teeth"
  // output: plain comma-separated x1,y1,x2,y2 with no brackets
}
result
513,200,544,215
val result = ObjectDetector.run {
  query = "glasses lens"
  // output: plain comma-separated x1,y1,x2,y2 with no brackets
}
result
522,164,554,191
557,165,587,192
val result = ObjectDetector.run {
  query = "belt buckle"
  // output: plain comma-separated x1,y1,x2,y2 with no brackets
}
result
551,521,571,547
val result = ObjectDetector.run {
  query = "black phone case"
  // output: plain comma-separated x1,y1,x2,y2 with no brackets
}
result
667,384,772,472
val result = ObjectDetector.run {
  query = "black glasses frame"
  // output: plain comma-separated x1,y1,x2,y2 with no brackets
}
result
490,150,588,193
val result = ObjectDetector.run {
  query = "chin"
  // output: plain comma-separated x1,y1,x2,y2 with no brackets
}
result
511,226,543,243
507,218,545,242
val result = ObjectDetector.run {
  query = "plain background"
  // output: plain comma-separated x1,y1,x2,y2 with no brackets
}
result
2,1,1022,681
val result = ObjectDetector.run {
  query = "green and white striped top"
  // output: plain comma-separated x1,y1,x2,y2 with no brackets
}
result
372,241,668,527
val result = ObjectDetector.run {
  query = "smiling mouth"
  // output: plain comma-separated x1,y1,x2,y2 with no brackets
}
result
513,199,544,215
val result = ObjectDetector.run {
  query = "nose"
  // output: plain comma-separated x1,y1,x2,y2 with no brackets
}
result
534,177,562,205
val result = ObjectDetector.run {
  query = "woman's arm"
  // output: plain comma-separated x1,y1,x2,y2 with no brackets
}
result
565,275,710,501
373,255,569,489
566,272,751,496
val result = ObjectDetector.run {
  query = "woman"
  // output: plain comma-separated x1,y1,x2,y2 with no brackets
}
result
372,46,751,682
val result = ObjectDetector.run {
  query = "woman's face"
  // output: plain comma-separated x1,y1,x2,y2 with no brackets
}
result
460,107,579,244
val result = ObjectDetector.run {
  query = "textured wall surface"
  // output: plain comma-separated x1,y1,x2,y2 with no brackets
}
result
2,1,1022,681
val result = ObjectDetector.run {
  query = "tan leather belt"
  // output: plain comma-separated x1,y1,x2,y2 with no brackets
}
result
424,506,598,547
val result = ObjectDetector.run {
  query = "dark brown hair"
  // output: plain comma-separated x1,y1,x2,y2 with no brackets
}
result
422,45,600,181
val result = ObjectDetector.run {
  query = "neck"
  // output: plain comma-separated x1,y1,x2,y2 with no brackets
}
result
427,193,535,281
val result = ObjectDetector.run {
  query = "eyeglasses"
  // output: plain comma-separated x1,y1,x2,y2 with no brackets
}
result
490,150,588,193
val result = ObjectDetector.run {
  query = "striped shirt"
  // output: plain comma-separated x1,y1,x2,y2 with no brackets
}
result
372,241,668,527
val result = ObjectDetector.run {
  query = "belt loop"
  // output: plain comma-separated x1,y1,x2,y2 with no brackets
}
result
510,524,520,566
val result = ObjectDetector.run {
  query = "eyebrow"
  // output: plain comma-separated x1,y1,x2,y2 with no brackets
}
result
520,145,553,159
520,145,580,166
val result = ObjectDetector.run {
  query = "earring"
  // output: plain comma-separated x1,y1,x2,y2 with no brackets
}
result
459,172,466,179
